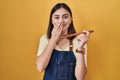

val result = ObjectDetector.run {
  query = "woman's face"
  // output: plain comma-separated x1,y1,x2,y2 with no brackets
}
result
52,8,72,32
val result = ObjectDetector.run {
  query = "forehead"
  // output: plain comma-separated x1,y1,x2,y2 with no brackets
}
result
52,8,70,16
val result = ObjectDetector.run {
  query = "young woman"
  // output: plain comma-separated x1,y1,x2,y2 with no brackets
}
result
36,3,90,80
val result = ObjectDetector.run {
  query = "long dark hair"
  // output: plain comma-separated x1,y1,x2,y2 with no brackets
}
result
47,3,76,40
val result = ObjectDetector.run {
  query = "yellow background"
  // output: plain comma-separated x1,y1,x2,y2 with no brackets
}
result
0,0,120,80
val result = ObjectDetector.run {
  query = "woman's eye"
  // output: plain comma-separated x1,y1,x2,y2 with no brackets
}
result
55,17,59,19
63,16,68,19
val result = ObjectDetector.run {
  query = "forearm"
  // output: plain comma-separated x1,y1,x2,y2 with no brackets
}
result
36,38,57,72
75,53,87,80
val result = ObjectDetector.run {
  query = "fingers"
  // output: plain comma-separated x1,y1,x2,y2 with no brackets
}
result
53,23,61,31
77,30,90,43
57,23,63,33
83,30,90,37
51,22,64,39
54,22,64,33
77,34,88,42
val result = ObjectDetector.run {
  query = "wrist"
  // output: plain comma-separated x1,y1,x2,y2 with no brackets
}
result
50,37,58,42
76,48,85,54
49,38,57,46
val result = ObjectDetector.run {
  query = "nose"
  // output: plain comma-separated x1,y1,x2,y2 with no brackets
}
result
59,17,64,23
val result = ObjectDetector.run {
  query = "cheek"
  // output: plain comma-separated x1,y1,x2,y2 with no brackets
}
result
65,20,72,27
52,20,61,28
63,20,71,29
68,20,72,24
65,18,72,24
52,19,56,26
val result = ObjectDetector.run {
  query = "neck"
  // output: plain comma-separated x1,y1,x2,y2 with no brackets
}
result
56,38,69,47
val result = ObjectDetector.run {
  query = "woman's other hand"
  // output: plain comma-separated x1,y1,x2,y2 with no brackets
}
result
77,30,90,48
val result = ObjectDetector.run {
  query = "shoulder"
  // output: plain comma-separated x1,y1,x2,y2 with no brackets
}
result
40,34,49,43
37,34,48,56
40,34,48,40
40,34,47,39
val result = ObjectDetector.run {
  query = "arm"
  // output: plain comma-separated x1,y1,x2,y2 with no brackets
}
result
75,30,90,80
75,49,87,80
36,23,64,72
36,38,57,72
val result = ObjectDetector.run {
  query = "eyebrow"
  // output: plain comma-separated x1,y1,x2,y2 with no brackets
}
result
63,14,69,16
54,14,69,17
